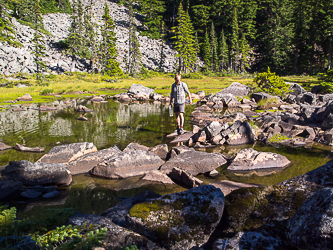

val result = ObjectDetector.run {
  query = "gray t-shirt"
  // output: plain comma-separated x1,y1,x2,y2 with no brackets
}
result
170,81,190,104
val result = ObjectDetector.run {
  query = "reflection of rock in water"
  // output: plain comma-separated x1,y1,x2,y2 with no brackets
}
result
49,118,73,136
19,189,69,213
226,167,285,177
116,103,166,126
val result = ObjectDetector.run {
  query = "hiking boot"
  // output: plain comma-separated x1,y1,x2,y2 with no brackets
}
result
177,127,181,135
179,128,184,134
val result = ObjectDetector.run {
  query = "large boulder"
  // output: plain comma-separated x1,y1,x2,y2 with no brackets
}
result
288,83,306,96
90,150,164,179
142,170,174,185
169,167,203,188
65,146,121,175
204,121,225,140
38,142,97,164
123,142,149,152
216,82,250,97
159,151,227,175
68,213,160,250
226,121,257,145
166,145,195,161
125,185,225,249
1,160,72,186
148,144,169,160
128,84,155,97
251,92,279,103
214,93,240,107
228,148,290,171
17,93,32,101
287,188,333,250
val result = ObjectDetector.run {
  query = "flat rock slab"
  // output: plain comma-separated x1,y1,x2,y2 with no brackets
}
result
166,130,189,138
91,150,164,179
212,180,261,196
228,148,291,171
142,170,174,185
169,131,194,143
38,106,57,111
65,146,122,175
160,151,227,175
123,142,149,152
1,160,72,186
38,142,97,164
15,143,44,152
0,142,12,151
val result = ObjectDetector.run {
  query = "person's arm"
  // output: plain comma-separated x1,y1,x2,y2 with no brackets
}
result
183,82,192,104
170,85,174,106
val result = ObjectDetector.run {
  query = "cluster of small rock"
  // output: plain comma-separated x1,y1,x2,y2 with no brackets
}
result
0,0,178,75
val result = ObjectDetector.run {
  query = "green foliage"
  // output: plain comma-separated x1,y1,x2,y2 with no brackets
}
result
129,200,163,221
40,88,54,95
0,206,106,250
218,29,228,72
171,3,196,74
99,3,122,77
201,29,211,70
182,72,203,79
319,69,333,93
252,67,290,96
210,22,218,72
269,134,290,143
118,245,139,250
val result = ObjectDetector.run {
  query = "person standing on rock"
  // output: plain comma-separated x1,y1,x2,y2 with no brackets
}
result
169,74,192,135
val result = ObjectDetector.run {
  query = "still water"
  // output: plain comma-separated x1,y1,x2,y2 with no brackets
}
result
0,99,331,215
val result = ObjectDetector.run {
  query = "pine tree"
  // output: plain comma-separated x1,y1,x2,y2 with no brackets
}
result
158,20,166,71
139,0,165,39
230,7,239,72
171,3,196,74
218,28,228,72
239,33,250,73
201,29,211,71
210,22,218,71
99,2,122,77
66,0,86,72
83,0,98,71
194,32,200,72
31,0,47,82
0,0,22,47
126,0,141,75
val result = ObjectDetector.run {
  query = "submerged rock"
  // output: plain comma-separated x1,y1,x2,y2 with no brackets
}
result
125,185,225,249
228,148,290,171
38,142,97,164
1,160,72,186
160,151,227,175
90,150,164,179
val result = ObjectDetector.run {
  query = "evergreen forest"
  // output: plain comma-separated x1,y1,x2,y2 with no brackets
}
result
1,0,333,76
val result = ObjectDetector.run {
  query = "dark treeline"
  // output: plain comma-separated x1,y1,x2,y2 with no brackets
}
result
134,0,333,75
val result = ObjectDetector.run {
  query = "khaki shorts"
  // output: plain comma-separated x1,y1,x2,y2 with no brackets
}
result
174,103,185,113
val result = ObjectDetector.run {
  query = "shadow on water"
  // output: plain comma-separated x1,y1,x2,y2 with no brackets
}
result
0,99,332,215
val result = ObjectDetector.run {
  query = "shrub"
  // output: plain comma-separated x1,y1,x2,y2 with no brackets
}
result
182,72,203,79
40,88,54,95
319,69,333,93
251,67,290,97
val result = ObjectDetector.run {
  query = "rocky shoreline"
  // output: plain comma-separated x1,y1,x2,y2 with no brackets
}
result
1,81,333,249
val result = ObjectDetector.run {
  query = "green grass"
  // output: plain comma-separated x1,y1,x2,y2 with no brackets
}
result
0,72,321,105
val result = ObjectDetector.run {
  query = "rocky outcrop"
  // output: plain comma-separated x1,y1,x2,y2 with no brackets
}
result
159,151,227,175
124,185,225,249
0,0,179,75
90,150,164,179
65,146,121,175
38,142,97,164
128,84,155,97
227,148,291,171
1,160,72,186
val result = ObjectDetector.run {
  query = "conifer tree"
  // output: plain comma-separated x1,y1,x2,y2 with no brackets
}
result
218,28,228,72
126,0,141,75
31,0,47,82
194,32,200,72
139,0,165,39
66,0,85,72
99,2,122,77
210,22,218,72
239,33,250,73
158,20,166,71
0,0,22,47
83,0,97,71
201,29,211,71
230,7,239,72
171,3,196,74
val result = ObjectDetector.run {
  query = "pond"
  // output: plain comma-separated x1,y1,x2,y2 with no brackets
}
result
0,99,331,216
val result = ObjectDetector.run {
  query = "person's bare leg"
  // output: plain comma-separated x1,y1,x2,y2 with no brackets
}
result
175,112,181,128
179,113,184,129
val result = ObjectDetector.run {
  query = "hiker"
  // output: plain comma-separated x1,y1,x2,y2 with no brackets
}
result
169,74,192,135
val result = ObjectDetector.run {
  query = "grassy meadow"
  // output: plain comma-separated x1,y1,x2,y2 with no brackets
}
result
0,72,321,106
